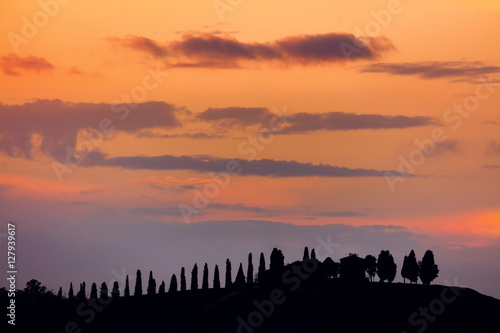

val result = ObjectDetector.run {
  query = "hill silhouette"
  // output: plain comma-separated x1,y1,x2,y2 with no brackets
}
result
2,246,499,332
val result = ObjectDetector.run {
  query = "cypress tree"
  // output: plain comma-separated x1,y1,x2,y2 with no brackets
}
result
100,282,108,300
202,263,209,290
225,259,232,289
213,265,221,290
68,283,74,301
90,282,98,299
303,247,310,261
124,275,130,297
158,281,166,294
111,281,120,299
134,270,142,296
234,263,246,288
257,252,266,284
247,253,254,286
147,271,156,295
169,274,178,293
191,264,198,290
180,267,186,291
57,287,62,300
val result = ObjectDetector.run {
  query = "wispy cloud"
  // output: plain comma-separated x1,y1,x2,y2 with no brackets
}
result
197,107,438,133
108,33,394,68
85,153,409,178
361,61,500,79
0,53,54,76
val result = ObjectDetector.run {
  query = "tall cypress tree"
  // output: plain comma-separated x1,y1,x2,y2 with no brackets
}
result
311,248,317,261
57,287,62,301
147,271,156,295
77,282,86,301
202,263,209,290
134,269,142,296
90,282,98,299
401,255,410,283
407,250,419,284
234,263,246,289
225,259,232,289
124,275,130,297
191,264,198,290
169,274,178,293
213,265,221,290
303,247,310,261
258,252,266,285
247,253,254,286
158,281,166,294
180,267,186,291
111,281,120,299
68,283,74,301
100,282,108,300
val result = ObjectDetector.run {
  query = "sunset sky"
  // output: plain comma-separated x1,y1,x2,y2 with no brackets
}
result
1,0,500,299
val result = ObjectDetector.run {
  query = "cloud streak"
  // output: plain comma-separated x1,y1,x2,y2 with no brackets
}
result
0,53,54,76
85,153,408,178
108,33,394,68
361,61,500,79
197,107,438,133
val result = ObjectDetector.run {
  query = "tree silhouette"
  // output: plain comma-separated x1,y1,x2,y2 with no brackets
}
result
270,248,285,284
258,253,266,284
247,253,254,286
270,248,285,272
323,257,339,279
57,287,62,301
213,265,221,290
303,247,310,261
124,275,130,297
134,270,142,296
24,279,47,302
180,267,186,291
191,264,198,290
234,263,246,289
147,271,156,295
364,255,377,282
202,263,209,290
401,255,410,284
311,248,317,261
225,259,232,289
77,282,86,301
68,283,74,301
158,281,166,294
90,282,98,299
100,282,108,300
169,274,178,293
377,250,397,283
419,250,439,285
407,250,419,284
111,281,119,300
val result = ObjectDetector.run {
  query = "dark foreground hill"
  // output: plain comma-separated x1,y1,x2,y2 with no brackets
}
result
7,282,500,333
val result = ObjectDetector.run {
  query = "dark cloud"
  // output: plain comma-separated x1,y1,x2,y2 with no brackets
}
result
483,165,500,169
84,153,409,178
315,211,366,217
137,129,222,139
106,35,168,57
0,99,182,161
361,61,500,79
108,33,394,68
0,53,54,76
486,141,500,155
197,107,437,133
